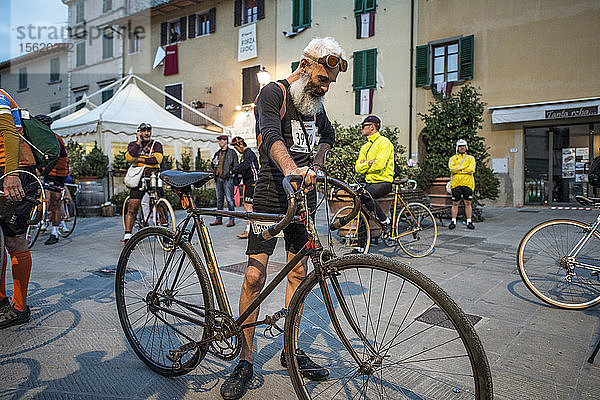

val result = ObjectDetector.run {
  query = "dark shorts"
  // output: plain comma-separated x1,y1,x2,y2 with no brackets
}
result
243,184,255,204
130,186,165,200
0,166,40,237
246,183,316,257
451,186,473,201
46,175,66,191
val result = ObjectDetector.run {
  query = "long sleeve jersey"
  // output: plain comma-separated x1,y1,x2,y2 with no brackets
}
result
448,153,476,190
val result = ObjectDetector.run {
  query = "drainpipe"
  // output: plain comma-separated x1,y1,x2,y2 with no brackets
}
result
408,0,415,158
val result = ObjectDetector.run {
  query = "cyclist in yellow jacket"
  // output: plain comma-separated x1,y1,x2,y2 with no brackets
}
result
448,139,475,230
354,115,394,251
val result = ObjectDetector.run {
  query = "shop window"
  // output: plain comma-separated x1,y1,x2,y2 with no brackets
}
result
242,65,260,105
103,0,112,13
76,41,85,67
354,0,376,38
353,49,377,115
102,28,113,59
234,0,265,27
161,18,187,46
189,8,216,38
76,1,84,24
416,35,473,87
292,0,311,32
18,67,27,90
50,58,60,83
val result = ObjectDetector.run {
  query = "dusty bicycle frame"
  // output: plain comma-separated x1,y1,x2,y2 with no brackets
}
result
149,171,381,368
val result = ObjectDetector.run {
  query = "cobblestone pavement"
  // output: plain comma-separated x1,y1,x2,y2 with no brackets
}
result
1,206,600,399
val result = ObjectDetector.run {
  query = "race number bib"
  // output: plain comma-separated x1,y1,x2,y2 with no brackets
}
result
290,119,315,154
251,221,284,238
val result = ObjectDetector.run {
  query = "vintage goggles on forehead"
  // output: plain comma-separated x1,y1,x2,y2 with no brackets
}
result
138,123,152,131
304,53,348,72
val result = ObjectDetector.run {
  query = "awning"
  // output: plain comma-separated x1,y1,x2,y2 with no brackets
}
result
489,97,600,124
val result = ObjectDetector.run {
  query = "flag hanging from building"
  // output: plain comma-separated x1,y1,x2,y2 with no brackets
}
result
164,45,178,76
359,88,374,115
153,46,166,69
360,13,375,38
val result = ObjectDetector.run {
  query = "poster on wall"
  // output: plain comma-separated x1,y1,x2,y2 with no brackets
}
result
238,23,257,62
562,148,575,178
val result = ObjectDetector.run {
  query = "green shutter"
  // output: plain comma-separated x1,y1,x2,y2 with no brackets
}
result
353,51,365,90
415,45,430,87
355,15,361,38
291,61,300,72
365,49,377,88
459,35,474,80
365,0,376,12
354,0,364,14
302,0,311,27
355,90,361,115
292,0,300,30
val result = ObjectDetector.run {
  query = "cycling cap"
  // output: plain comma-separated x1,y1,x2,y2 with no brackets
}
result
231,136,245,147
456,139,468,152
35,114,53,128
138,122,152,131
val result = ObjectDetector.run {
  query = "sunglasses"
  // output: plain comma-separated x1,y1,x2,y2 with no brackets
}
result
361,123,374,128
304,54,348,72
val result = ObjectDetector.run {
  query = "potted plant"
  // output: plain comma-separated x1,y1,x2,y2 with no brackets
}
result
112,150,129,176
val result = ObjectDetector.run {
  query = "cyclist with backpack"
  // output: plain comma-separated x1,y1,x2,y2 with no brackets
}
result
0,89,38,328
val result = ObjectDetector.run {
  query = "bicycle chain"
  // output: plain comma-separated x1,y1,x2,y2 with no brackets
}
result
208,310,242,361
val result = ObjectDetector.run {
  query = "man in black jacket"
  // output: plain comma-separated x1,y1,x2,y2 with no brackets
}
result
231,137,258,239
211,135,239,227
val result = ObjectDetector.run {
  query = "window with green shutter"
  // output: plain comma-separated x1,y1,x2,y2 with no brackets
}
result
354,0,376,14
292,0,311,32
415,35,474,87
353,49,377,90
459,35,474,80
102,88,114,103
291,61,300,72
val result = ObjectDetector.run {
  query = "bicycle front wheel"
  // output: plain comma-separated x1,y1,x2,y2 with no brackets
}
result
115,227,214,376
58,197,77,238
330,206,370,255
284,254,492,400
517,219,600,309
395,202,437,257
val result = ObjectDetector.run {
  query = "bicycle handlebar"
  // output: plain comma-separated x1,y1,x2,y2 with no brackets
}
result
260,175,361,240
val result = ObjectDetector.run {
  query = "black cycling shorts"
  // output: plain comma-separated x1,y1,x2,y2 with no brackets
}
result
451,186,473,201
243,184,254,204
0,166,39,237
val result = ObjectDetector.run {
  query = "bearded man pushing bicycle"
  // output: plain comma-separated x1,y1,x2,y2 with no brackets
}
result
220,37,346,400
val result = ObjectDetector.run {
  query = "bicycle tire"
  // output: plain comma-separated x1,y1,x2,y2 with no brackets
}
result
115,226,214,376
121,195,130,230
153,198,176,230
517,219,600,310
330,206,370,255
0,225,4,273
26,222,41,249
395,202,437,257
58,197,77,238
284,254,493,400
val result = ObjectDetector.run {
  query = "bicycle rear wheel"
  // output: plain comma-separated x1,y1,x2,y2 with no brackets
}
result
58,197,77,238
330,206,370,255
517,219,600,309
284,254,492,400
115,227,214,376
395,202,437,257
153,198,176,230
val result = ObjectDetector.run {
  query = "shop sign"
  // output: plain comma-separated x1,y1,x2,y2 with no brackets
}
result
238,23,257,62
545,106,598,120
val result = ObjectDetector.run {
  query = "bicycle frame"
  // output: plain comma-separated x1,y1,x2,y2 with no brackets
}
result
148,177,379,364
567,214,600,272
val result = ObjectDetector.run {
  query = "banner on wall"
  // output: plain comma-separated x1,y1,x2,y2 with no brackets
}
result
238,23,257,62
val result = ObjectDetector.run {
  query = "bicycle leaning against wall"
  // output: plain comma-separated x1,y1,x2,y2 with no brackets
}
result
115,169,492,399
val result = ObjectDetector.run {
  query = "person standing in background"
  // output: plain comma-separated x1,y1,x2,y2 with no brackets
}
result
211,135,238,227
231,137,258,239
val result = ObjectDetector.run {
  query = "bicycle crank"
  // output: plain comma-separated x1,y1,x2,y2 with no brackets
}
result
208,310,242,361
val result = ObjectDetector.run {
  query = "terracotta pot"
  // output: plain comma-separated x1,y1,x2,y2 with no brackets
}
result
428,177,453,207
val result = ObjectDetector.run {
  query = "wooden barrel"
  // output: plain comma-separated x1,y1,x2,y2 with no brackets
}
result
77,179,105,217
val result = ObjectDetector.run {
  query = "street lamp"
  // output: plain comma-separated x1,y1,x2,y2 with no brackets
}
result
257,67,271,86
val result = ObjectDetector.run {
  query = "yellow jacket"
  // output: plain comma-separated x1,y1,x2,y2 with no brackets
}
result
448,153,476,190
355,132,394,183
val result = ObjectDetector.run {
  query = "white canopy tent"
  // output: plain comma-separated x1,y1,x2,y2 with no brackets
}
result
52,79,220,164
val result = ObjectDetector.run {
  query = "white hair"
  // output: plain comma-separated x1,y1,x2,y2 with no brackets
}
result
302,37,346,61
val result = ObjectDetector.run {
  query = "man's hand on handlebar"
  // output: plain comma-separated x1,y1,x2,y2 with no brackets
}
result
3,175,24,201
288,166,316,192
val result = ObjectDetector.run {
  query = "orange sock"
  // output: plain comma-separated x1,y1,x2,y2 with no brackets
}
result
10,250,32,312
0,250,7,301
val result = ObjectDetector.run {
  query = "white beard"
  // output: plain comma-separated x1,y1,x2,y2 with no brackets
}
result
289,73,324,116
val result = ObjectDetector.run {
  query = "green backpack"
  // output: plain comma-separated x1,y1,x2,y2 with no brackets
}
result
19,110,61,176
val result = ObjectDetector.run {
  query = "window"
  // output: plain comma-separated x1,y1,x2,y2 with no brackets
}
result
18,67,27,90
189,8,216,38
75,94,85,111
102,28,113,59
354,0,376,14
76,1,84,24
242,66,260,105
165,84,183,119
234,0,265,27
50,58,60,82
50,103,61,114
76,41,86,67
129,29,141,54
103,0,112,13
353,49,377,115
160,18,187,46
292,0,311,32
354,0,376,39
102,88,113,103
416,35,474,87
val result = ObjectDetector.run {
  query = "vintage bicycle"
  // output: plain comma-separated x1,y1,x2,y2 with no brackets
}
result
115,169,492,399
517,195,600,310
26,182,77,248
330,177,438,257
121,172,176,233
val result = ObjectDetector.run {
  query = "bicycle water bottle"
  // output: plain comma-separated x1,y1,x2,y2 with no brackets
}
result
151,172,157,188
